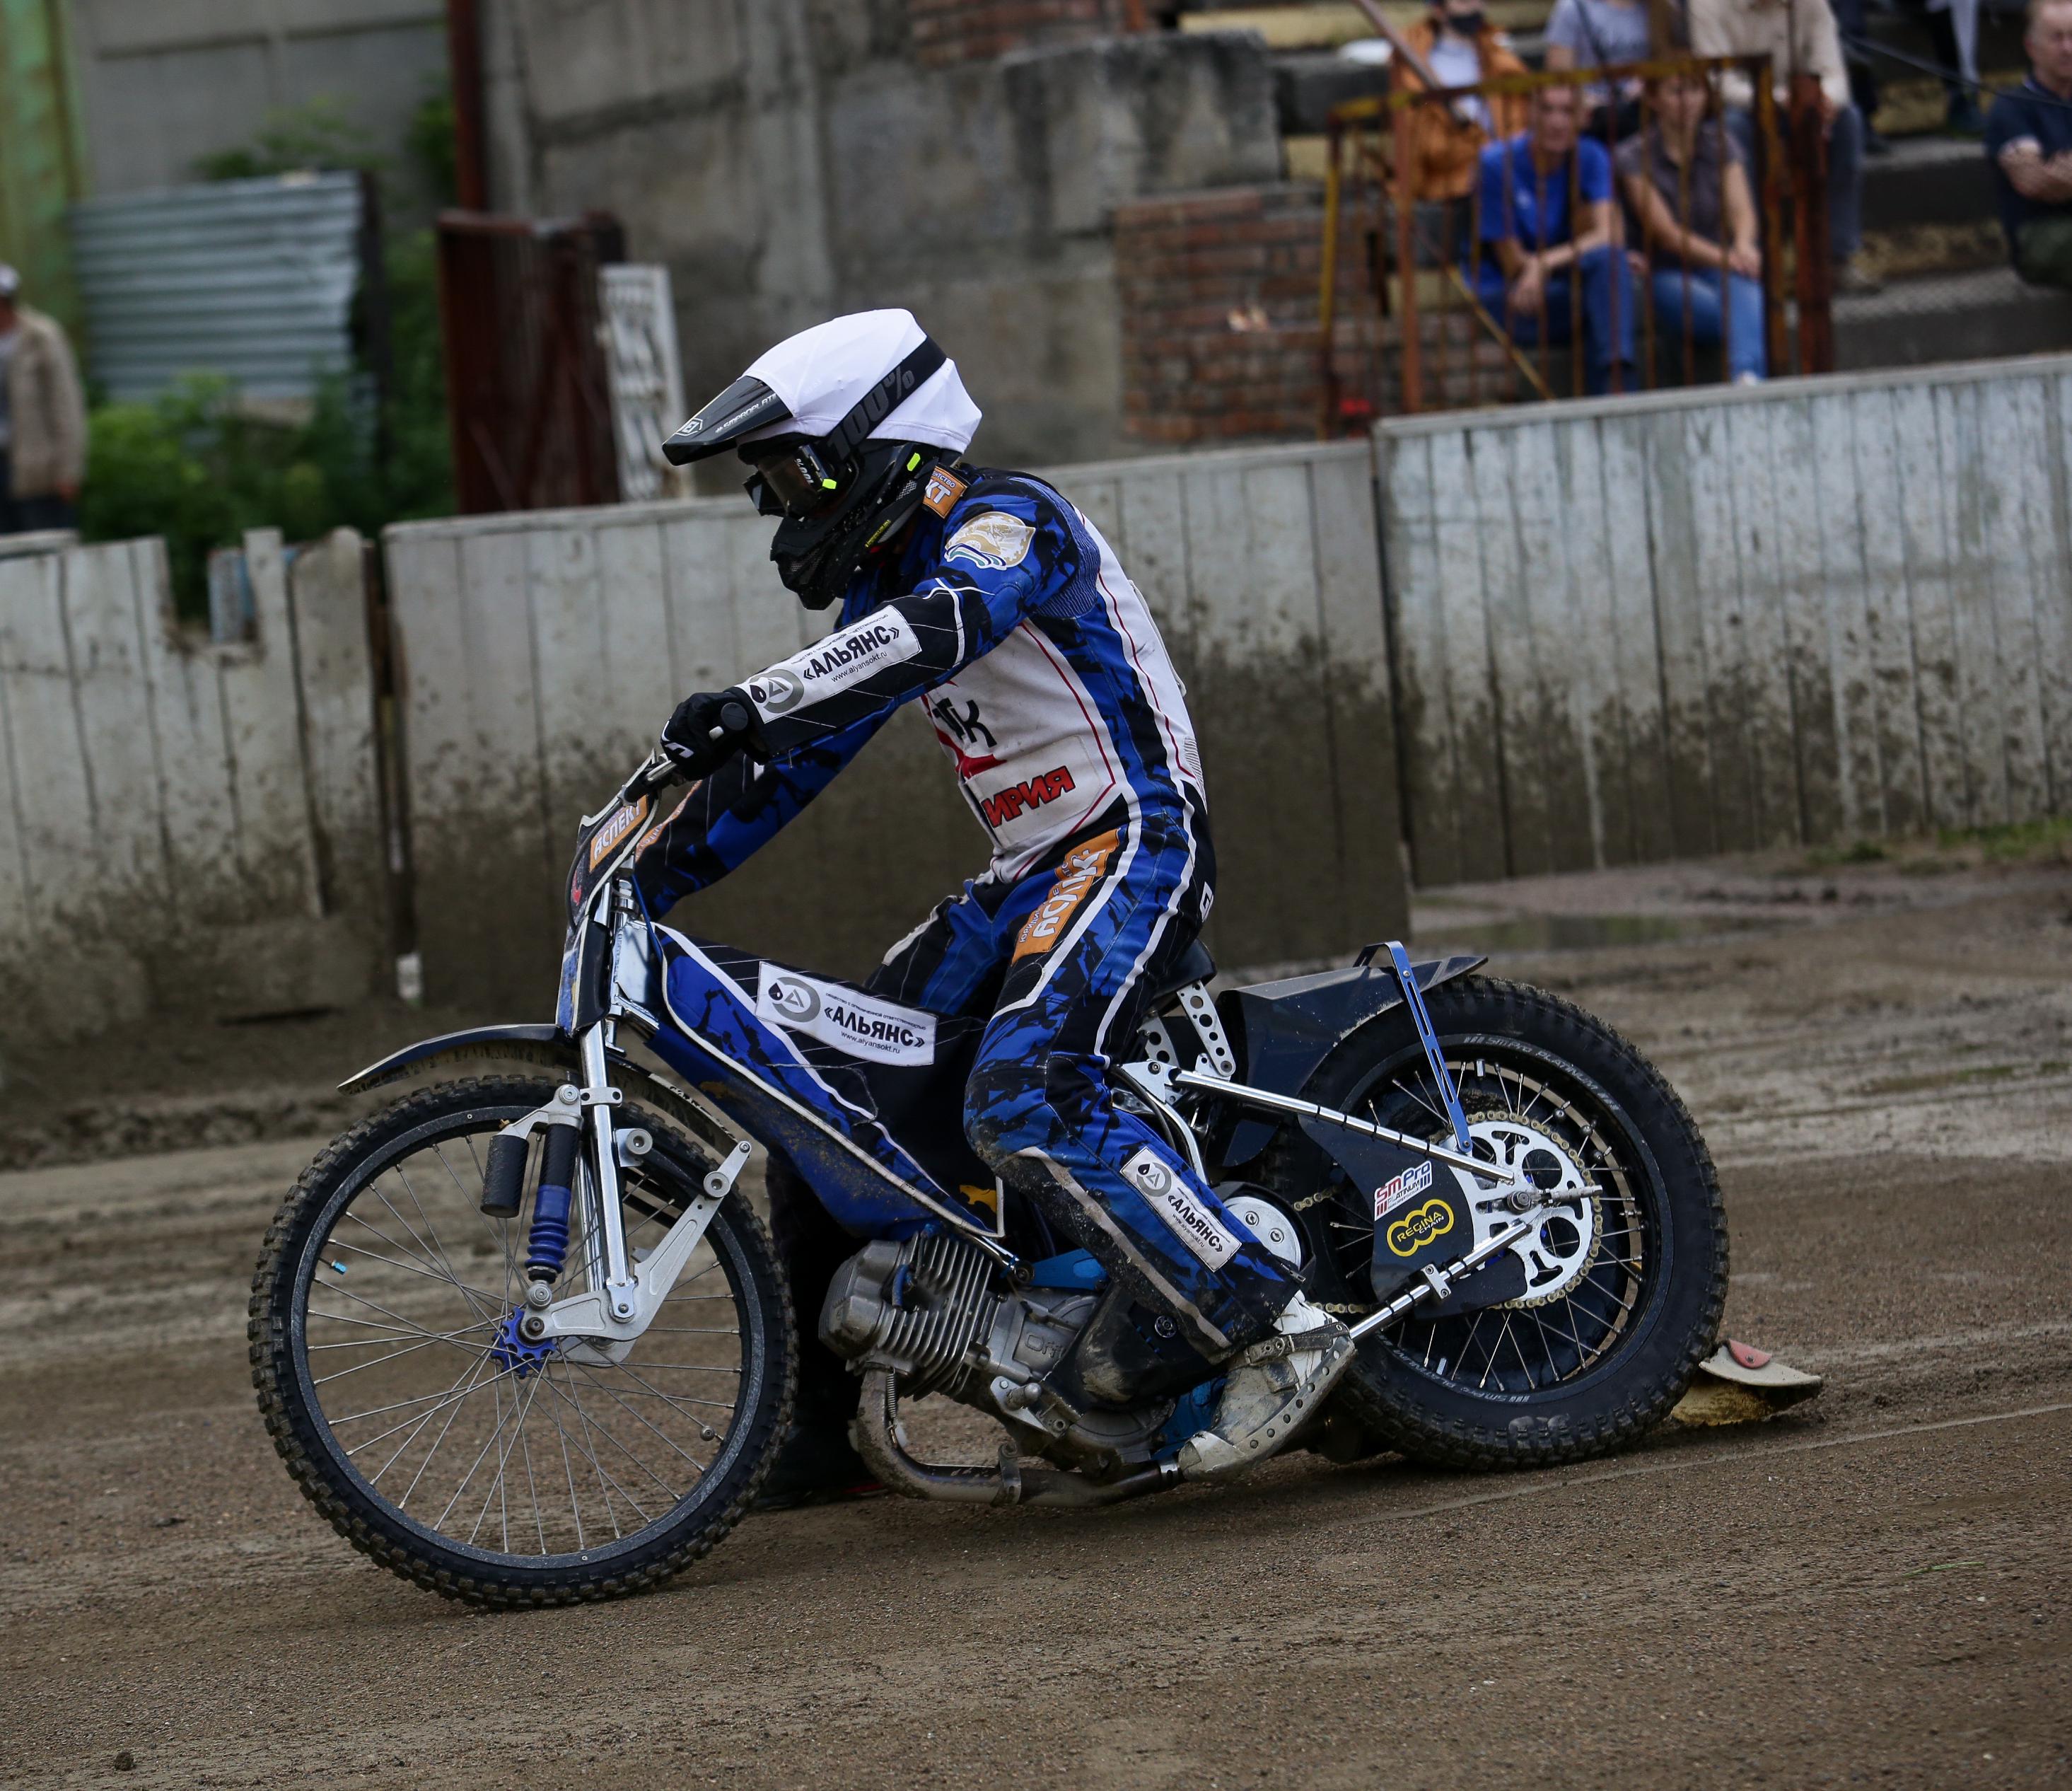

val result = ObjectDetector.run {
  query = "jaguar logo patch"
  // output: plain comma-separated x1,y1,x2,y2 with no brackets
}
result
943,511,1034,571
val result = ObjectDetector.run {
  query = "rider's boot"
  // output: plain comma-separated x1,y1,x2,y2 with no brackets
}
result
756,1157,887,1512
752,1414,883,1511
1175,1291,1355,1480
1047,1281,1216,1410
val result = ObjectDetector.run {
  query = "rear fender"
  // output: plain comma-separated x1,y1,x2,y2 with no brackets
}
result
1216,953,1486,1166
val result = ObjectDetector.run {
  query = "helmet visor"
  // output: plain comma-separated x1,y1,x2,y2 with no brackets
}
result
744,441,842,519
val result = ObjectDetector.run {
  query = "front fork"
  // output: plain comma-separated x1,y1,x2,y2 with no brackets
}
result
508,1019,755,1356
577,1023,638,1325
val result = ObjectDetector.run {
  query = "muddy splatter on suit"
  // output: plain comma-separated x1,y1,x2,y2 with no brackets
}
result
634,467,1293,1353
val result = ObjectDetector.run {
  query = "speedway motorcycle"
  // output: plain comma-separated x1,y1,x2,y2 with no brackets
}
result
250,754,1728,1606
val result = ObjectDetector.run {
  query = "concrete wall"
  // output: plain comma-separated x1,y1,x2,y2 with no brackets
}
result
0,527,387,1042
69,0,448,214
15,358,2072,1041
481,2,1281,470
1378,356,2072,884
382,438,1404,1009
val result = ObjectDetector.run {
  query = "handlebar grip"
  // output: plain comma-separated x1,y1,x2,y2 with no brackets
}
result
709,699,754,743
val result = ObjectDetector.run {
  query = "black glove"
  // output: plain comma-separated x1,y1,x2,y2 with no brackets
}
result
659,687,761,778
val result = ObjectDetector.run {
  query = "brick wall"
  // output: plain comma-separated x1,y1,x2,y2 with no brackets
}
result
1115,184,1520,444
907,0,1135,69
1117,185,1353,444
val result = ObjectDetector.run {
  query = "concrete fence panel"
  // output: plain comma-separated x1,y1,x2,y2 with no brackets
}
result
0,528,385,1041
383,441,1408,1009
1378,356,2072,885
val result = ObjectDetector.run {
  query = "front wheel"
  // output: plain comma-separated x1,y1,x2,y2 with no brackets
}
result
1261,976,1728,1470
249,1077,794,1606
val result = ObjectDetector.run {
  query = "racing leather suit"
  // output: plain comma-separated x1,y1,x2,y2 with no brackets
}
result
634,468,1295,1371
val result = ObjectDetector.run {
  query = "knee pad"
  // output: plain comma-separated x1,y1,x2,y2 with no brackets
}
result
962,1056,1050,1168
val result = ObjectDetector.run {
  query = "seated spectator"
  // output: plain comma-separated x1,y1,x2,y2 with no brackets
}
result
1618,69,1769,381
1398,0,1531,257
1985,0,2072,287
1544,0,1655,137
1687,0,1883,293
1472,83,1639,393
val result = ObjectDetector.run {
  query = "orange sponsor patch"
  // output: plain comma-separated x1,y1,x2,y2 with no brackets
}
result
1012,830,1120,961
588,794,650,869
922,465,969,518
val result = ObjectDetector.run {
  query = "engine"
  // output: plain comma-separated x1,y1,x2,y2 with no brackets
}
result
820,1233,1095,1416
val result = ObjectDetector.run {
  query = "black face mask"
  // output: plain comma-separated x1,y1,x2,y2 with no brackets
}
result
1444,8,1486,31
762,439,935,610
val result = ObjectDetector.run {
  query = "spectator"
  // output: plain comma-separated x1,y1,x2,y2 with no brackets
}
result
1687,0,1883,292
1397,0,1532,257
1986,0,2072,286
1828,0,1890,154
1544,0,1655,137
1619,68,1769,380
0,265,86,536
1927,0,1986,135
1472,83,1640,393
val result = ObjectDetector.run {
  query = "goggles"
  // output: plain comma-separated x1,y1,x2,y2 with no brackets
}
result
744,441,843,519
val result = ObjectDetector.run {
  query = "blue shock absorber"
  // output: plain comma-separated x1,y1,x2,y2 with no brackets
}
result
524,1123,581,1282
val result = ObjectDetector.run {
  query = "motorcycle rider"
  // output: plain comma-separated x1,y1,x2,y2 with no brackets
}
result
637,310,1353,1500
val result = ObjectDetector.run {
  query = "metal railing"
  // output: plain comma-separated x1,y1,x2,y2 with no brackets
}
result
1318,57,1838,427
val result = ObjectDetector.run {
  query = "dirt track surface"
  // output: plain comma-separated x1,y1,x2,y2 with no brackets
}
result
4,854,2069,1789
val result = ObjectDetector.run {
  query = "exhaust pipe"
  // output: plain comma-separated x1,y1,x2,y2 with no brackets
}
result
850,1370,1180,1509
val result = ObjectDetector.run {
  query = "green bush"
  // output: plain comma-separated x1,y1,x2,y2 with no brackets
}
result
78,97,456,617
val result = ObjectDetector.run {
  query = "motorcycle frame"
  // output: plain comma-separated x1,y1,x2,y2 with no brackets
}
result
521,876,1531,1354
346,755,1542,1360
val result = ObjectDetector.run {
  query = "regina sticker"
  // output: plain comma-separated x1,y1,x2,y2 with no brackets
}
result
755,966,936,1067
1385,1198,1455,1258
1124,1147,1238,1270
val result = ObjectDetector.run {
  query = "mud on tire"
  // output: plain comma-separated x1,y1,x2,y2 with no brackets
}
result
249,1076,795,1606
1259,978,1727,1471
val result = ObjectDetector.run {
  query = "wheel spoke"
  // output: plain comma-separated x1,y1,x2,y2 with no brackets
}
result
563,1362,718,1466
278,1096,757,1577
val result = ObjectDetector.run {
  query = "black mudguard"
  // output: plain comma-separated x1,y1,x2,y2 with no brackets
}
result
337,1023,740,1164
339,1024,572,1094
1216,953,1485,1166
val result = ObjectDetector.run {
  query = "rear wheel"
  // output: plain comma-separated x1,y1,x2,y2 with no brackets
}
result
1259,977,1726,1469
250,1076,794,1606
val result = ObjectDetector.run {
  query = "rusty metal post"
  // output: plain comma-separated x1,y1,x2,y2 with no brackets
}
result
1750,58,1791,379
1392,102,1424,415
446,0,489,211
1709,70,1730,388
1320,115,1344,437
1600,100,1623,396
1788,71,1836,376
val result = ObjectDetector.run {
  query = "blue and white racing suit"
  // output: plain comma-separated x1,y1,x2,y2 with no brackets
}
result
634,468,1293,1357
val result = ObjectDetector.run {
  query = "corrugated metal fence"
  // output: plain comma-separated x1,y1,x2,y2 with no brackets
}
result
69,171,363,402
1378,356,2072,884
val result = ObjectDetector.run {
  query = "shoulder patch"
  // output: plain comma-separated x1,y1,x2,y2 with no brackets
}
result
923,465,968,518
943,510,1035,572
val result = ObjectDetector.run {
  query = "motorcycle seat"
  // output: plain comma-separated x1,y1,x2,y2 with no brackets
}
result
1147,938,1216,1007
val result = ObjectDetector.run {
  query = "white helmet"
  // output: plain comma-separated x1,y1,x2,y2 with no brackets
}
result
664,311,982,610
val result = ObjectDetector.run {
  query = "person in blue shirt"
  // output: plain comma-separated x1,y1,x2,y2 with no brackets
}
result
1472,83,1639,395
1984,0,2072,288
